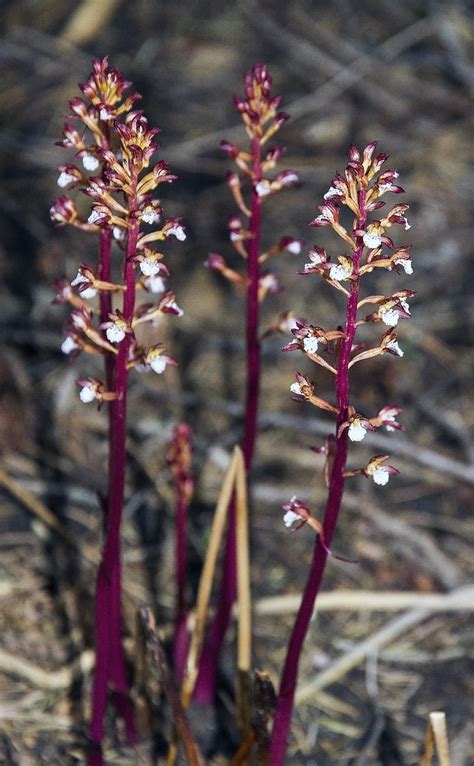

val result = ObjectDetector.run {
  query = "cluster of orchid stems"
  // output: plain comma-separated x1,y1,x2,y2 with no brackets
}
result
50,57,185,761
167,424,194,677
196,64,301,701
269,142,413,764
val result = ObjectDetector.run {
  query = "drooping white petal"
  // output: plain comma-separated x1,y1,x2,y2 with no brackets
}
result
283,510,302,528
379,306,400,326
303,336,319,354
290,382,303,396
348,421,367,442
88,209,102,225
82,153,100,172
141,210,161,225
150,356,167,374
79,385,97,403
61,336,78,354
395,258,413,275
57,172,77,188
167,225,186,241
140,259,161,276
106,324,126,344
372,467,390,486
80,287,97,299
386,339,404,357
363,231,382,249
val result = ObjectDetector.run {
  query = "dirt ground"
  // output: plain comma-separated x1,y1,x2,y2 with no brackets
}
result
0,0,473,763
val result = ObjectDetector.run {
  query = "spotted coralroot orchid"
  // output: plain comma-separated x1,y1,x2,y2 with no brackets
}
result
270,143,413,764
196,65,300,703
166,424,194,678
50,58,183,759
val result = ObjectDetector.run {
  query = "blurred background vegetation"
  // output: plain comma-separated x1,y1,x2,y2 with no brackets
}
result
0,1,472,763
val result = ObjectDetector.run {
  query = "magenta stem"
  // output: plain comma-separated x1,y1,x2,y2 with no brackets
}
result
88,194,138,749
176,490,187,615
194,134,262,702
269,196,367,764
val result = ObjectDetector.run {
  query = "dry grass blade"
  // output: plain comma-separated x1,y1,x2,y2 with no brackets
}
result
0,647,94,691
253,587,474,615
180,446,239,708
421,711,451,766
60,0,122,45
235,447,253,739
138,606,204,766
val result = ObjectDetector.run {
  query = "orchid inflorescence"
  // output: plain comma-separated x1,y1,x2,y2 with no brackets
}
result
205,64,302,311
51,56,184,404
50,57,186,758
196,65,303,704
284,141,413,508
269,142,413,764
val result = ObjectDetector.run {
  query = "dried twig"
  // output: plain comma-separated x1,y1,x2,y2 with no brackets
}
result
0,648,94,690
138,607,204,766
421,711,451,766
253,586,474,616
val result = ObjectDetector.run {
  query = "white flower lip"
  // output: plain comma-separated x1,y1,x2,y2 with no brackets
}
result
363,231,382,249
303,336,319,355
113,226,125,241
324,186,343,200
79,384,97,403
386,339,404,357
283,509,302,528
140,259,161,276
141,210,161,225
106,324,126,344
290,382,303,396
372,467,389,486
88,209,102,225
150,356,167,374
167,225,186,241
395,258,413,275
255,181,272,197
286,241,301,255
80,287,97,300
329,263,351,281
82,153,100,172
348,421,367,442
61,336,78,354
379,306,400,326
57,171,77,188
